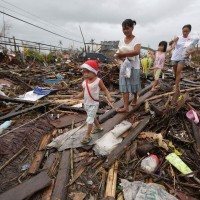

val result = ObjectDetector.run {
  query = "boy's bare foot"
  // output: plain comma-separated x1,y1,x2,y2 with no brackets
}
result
115,107,129,113
155,85,160,89
150,87,156,92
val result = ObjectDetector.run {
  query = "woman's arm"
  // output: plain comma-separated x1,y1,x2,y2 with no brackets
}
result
116,44,141,59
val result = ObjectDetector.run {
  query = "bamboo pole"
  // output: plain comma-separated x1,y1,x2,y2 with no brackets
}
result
0,147,26,172
146,86,200,102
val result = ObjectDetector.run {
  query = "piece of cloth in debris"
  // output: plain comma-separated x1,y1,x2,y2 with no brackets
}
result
121,179,178,200
47,121,131,151
33,87,53,95
18,88,54,101
17,91,46,101
93,120,132,155
186,110,199,124
47,124,105,150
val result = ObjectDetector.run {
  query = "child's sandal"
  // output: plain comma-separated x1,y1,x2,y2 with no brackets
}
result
91,127,104,134
81,136,92,144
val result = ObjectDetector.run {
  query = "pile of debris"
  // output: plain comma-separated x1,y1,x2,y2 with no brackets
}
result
0,59,200,200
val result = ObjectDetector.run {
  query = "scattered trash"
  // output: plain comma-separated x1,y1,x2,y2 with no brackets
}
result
121,179,178,200
141,154,160,173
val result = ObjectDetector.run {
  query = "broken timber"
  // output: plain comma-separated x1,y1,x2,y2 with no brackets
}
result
101,90,155,135
99,84,153,123
28,132,52,174
51,150,71,200
0,171,51,200
103,116,150,168
192,122,200,153
0,95,35,104
0,102,49,121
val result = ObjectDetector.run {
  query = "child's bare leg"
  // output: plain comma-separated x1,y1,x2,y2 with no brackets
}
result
94,118,101,129
174,63,183,91
86,123,93,137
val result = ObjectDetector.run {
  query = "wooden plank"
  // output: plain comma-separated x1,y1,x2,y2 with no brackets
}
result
192,122,200,152
59,105,104,114
51,150,71,200
0,103,49,121
105,161,119,198
50,114,86,128
0,95,35,104
0,171,51,200
38,133,52,151
28,151,45,174
99,84,153,123
29,132,54,174
41,179,55,200
101,91,154,135
103,116,150,168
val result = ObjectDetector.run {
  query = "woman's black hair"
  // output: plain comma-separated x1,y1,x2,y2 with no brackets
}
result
122,19,136,28
159,41,168,52
182,24,192,31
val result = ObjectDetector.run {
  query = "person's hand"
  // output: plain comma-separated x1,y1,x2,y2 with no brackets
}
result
108,97,115,103
185,50,192,58
116,52,125,59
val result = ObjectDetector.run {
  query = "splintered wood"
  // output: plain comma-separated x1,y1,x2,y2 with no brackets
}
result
105,161,119,198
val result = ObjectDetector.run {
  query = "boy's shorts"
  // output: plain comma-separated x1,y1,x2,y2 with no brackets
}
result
154,68,162,80
171,60,185,66
84,104,99,124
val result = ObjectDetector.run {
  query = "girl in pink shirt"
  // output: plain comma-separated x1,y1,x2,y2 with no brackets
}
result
150,41,167,92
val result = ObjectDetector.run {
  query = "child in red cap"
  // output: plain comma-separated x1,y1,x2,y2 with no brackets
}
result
74,60,114,144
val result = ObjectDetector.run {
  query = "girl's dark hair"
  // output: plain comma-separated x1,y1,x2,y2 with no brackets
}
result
182,24,192,31
122,19,136,28
159,41,168,52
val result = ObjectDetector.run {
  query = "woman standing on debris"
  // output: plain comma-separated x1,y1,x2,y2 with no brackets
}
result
115,19,141,113
170,24,193,91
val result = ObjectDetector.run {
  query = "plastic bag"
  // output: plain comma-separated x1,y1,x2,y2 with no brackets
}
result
93,120,132,155
120,58,132,78
141,154,159,173
121,179,178,200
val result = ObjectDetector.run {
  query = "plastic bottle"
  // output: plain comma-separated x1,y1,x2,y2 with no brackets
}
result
0,120,12,134
141,154,159,173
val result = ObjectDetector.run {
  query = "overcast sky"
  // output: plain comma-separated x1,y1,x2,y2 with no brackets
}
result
0,0,199,51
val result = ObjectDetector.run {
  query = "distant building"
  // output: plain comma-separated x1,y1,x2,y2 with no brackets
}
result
100,41,119,57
